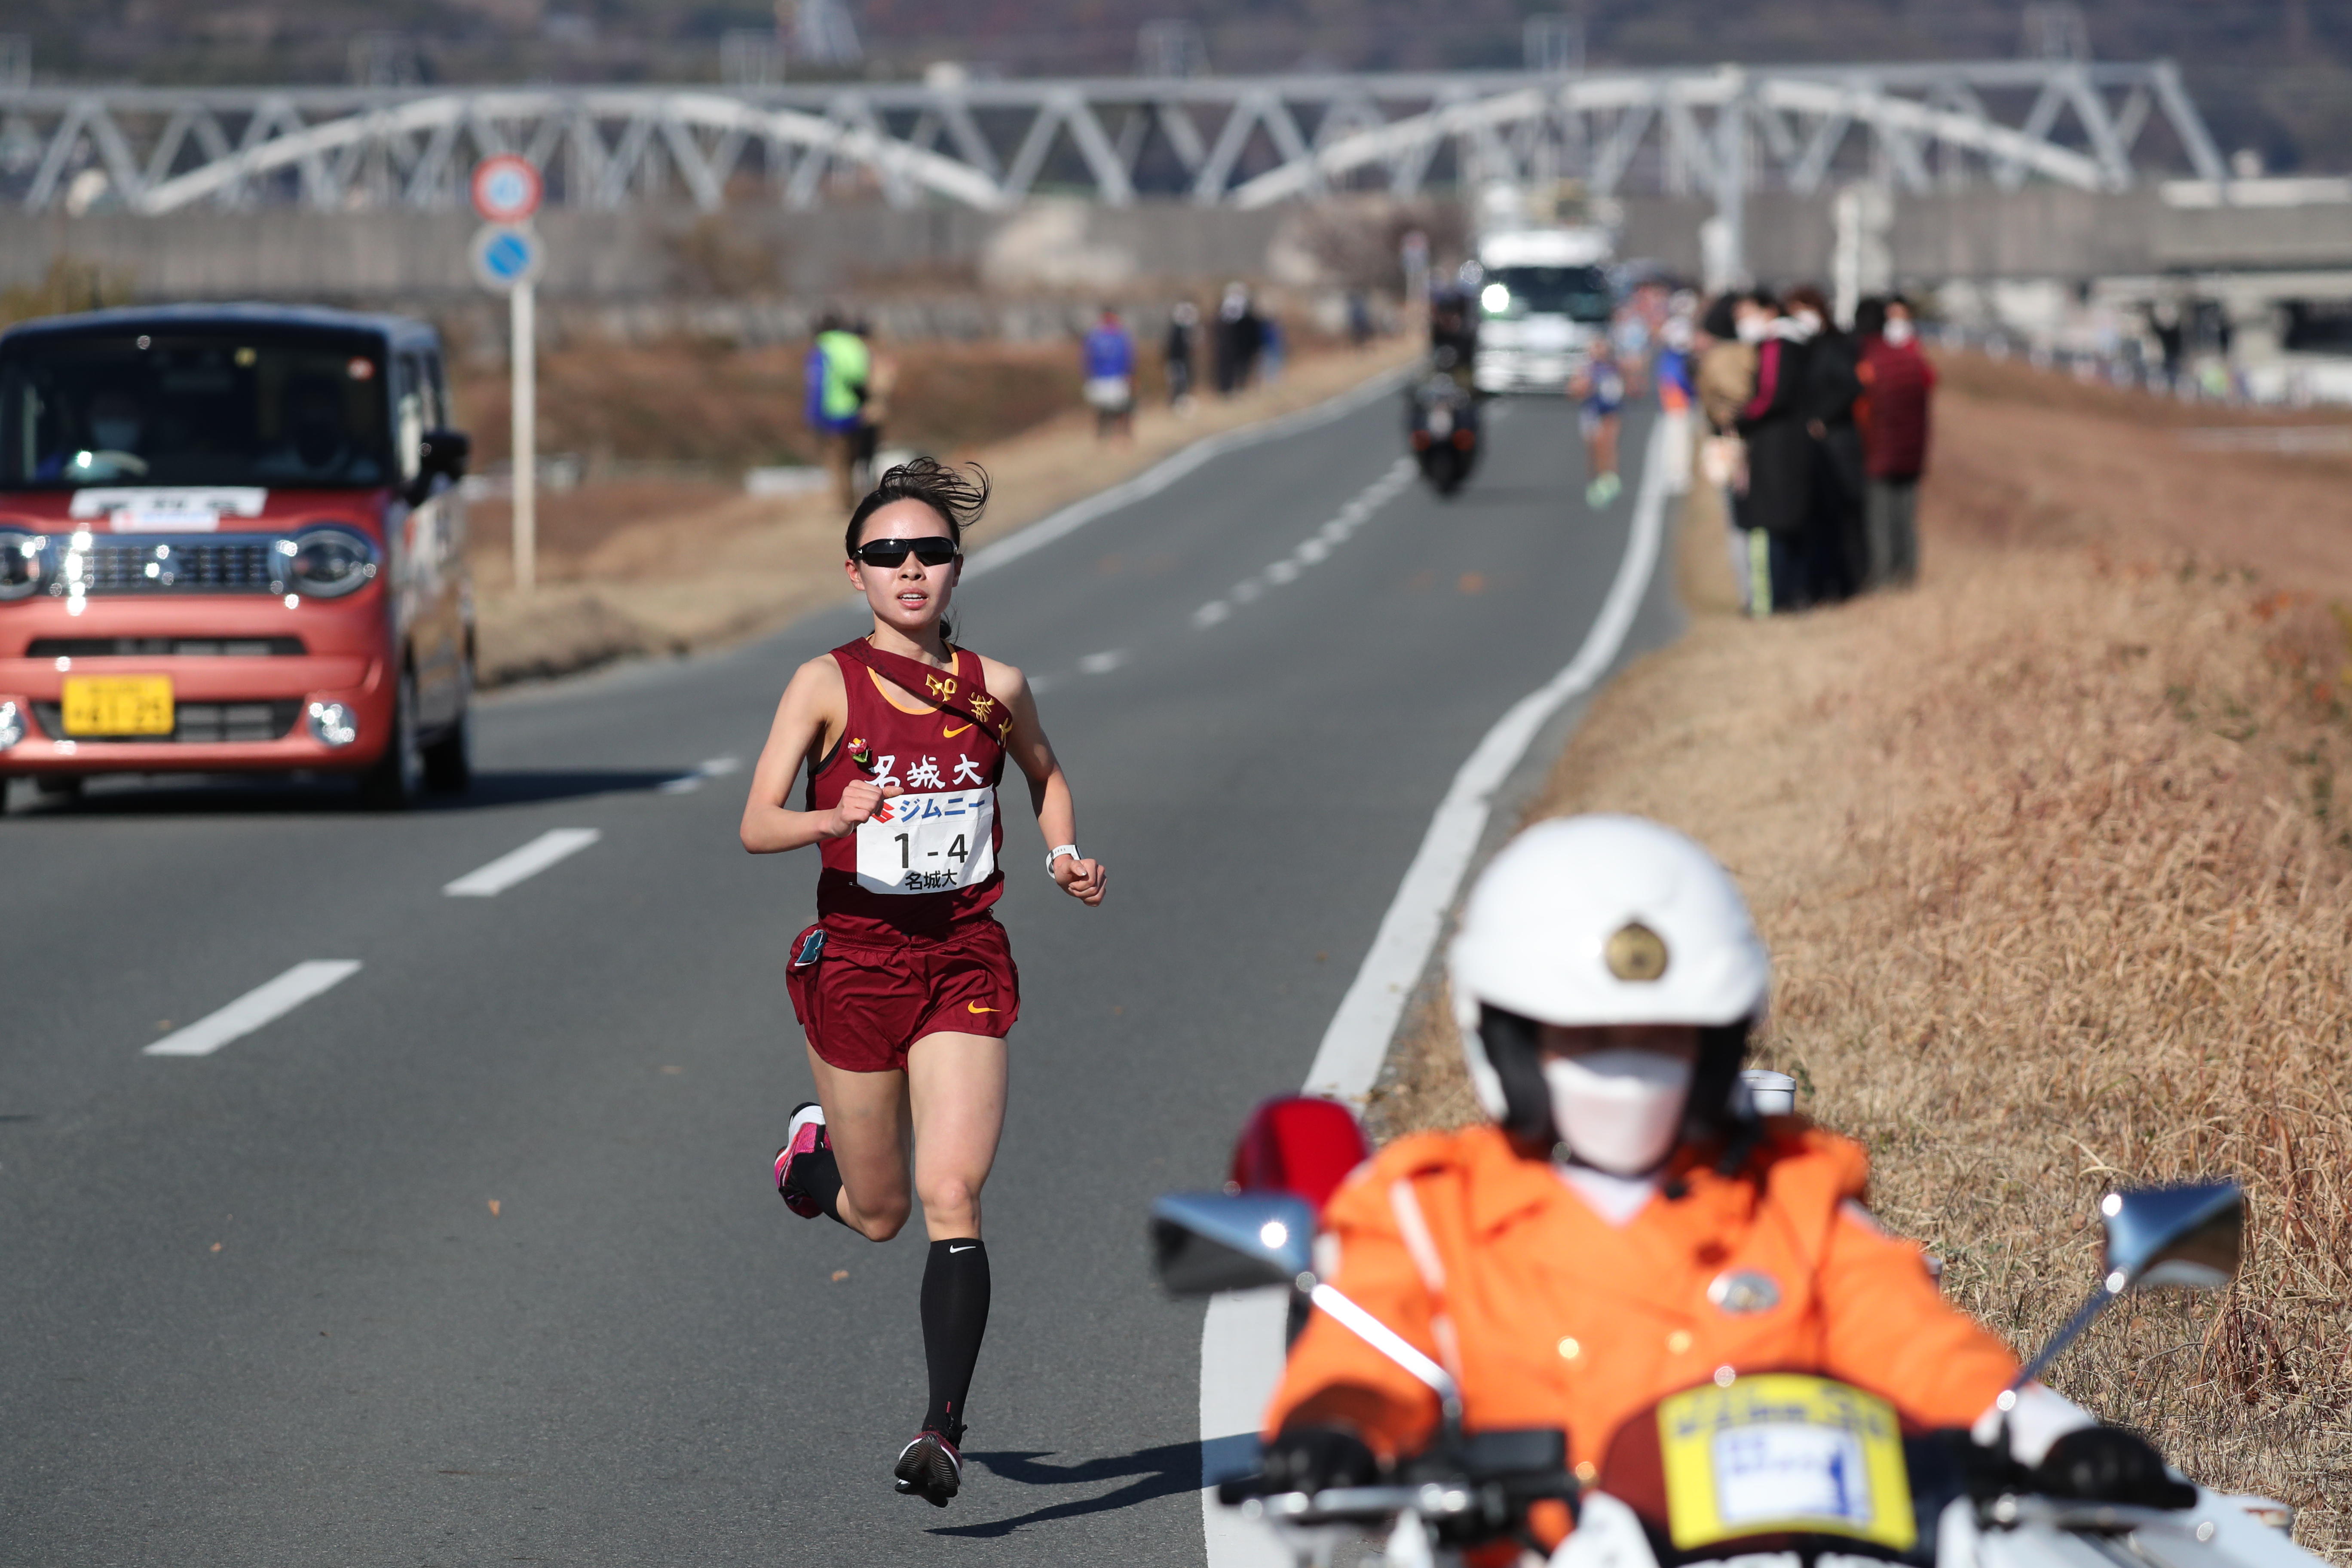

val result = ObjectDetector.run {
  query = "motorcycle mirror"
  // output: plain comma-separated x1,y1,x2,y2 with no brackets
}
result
1149,1191,1315,1296
2102,1180,2243,1292
2009,1179,2245,1392
1150,1189,1470,1435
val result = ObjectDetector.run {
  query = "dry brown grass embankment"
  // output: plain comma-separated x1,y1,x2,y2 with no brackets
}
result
1370,358,2352,1553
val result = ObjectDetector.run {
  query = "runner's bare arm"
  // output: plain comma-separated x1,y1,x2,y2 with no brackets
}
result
981,655,1106,906
739,656,902,854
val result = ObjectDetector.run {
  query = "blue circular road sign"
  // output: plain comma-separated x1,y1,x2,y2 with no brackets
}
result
469,224,546,294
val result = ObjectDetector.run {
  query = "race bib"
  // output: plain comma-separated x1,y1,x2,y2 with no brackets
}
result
1657,1375,1914,1553
854,787,995,895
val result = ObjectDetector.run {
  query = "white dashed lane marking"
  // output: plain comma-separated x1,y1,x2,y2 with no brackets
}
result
144,960,364,1058
1191,457,1414,629
443,828,603,898
1077,650,1127,676
658,755,742,795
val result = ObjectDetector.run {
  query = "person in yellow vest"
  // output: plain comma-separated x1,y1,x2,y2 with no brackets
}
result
805,312,871,510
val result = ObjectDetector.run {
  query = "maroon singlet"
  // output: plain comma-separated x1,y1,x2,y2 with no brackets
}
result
804,643,1008,943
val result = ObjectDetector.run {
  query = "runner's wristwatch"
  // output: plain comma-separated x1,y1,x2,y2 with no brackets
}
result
1047,844,1080,875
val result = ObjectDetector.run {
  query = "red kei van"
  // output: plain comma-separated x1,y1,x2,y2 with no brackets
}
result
0,304,474,810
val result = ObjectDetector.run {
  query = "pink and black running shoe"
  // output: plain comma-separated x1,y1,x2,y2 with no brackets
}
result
893,1428,963,1507
773,1101,830,1219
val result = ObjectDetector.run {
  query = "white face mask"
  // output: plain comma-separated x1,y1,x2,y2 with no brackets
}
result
1542,1048,1693,1176
1883,317,1915,347
1794,309,1824,332
1734,314,1767,345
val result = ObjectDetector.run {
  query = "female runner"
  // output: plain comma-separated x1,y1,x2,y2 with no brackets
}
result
740,458,1107,1508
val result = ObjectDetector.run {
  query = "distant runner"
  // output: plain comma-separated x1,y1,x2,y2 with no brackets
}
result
1570,340,1626,509
740,459,1109,1508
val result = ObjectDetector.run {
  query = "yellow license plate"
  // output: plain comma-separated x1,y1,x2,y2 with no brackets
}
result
61,675,175,737
1658,1374,1916,1552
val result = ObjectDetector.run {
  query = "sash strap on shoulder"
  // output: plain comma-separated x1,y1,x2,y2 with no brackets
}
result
833,639,1014,744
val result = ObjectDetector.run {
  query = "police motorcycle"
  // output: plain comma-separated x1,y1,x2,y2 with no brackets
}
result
1152,1097,2309,1568
1407,352,1482,498
1411,285,1484,497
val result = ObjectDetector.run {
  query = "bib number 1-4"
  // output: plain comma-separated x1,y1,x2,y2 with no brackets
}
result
855,788,996,894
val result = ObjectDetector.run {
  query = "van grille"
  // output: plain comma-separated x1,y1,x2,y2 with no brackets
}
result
34,700,303,744
62,537,281,595
28,637,306,658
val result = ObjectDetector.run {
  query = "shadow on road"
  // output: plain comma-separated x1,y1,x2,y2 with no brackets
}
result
931,1440,1204,1538
6,768,692,818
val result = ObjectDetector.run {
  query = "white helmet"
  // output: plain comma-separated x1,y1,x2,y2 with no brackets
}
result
1450,815,1771,1145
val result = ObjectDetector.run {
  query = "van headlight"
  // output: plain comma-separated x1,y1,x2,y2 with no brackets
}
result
273,527,379,599
0,532,50,601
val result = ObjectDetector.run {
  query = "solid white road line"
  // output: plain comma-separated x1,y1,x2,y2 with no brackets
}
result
1197,416,1676,1567
658,755,742,795
144,960,364,1058
442,828,603,898
963,369,1410,581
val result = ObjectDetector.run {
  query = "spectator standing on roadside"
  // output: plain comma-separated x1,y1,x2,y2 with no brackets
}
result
1346,292,1375,349
1695,293,1758,612
1081,306,1137,441
1856,295,1936,588
1787,284,1866,605
1735,290,1815,615
805,312,872,511
1654,310,1697,496
1165,302,1199,412
1260,314,1286,386
1214,283,1262,395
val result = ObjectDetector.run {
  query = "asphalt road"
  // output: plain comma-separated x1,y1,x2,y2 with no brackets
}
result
1,386,1676,1567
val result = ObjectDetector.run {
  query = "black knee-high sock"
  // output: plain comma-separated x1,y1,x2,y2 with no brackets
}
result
920,1238,990,1442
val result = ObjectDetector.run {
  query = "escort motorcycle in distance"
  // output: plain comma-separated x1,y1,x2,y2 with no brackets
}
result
1408,352,1482,498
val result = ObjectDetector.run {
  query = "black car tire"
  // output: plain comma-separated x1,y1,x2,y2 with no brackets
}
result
358,669,423,811
422,662,473,793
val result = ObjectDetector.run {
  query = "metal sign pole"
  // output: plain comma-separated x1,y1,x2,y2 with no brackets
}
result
511,276,536,594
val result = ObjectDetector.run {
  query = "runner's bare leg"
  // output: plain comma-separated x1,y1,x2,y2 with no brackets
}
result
806,1048,914,1240
905,1032,1009,1241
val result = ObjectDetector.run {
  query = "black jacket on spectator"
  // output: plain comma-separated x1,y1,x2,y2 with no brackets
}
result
1805,325,1869,598
1735,327,1814,539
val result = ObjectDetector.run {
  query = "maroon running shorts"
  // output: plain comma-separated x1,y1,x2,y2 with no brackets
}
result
786,917,1021,1073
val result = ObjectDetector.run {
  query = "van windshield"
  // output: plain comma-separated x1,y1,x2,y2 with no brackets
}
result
1484,266,1614,323
0,328,394,489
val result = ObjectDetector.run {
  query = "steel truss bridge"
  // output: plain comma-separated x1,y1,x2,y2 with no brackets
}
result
2,59,2226,224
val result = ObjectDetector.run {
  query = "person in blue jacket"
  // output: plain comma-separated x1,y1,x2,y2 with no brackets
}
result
1081,307,1136,440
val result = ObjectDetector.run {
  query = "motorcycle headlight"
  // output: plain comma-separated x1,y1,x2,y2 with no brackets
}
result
274,527,379,599
0,532,50,601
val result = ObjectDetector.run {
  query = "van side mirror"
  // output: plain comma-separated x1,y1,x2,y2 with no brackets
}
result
1150,1191,1314,1296
419,428,471,483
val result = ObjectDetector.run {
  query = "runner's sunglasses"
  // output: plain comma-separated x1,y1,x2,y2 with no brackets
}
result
854,537,960,569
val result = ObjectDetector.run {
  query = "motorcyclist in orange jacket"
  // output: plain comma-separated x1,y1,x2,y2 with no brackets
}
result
1261,815,2186,1534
